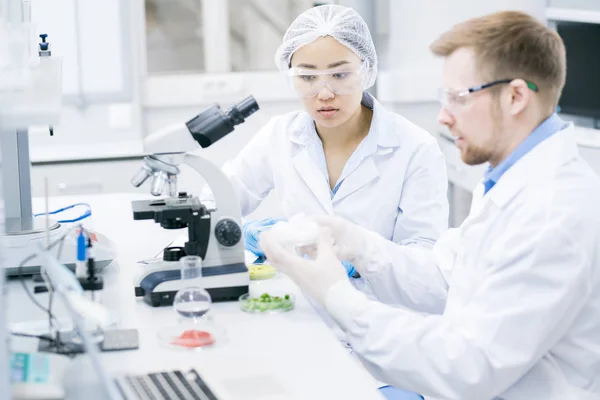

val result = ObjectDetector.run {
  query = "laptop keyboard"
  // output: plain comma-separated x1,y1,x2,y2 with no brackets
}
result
115,369,220,400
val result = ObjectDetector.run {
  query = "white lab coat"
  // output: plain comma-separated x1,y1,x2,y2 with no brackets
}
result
203,94,449,275
325,125,600,399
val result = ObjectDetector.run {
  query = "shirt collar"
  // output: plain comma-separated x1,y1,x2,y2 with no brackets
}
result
483,113,567,189
289,92,401,150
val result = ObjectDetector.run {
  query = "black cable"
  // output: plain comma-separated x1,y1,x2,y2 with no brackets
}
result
10,331,59,346
17,225,77,316
49,227,73,353
17,251,67,353
10,332,79,358
18,254,56,319
47,285,62,353
10,332,56,346
16,226,78,350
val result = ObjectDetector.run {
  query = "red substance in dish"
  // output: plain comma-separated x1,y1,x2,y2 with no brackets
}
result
171,330,216,348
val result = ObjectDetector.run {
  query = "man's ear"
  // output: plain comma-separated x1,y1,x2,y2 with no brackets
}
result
506,78,531,116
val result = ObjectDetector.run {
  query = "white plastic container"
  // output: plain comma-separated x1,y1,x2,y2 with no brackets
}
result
270,214,320,258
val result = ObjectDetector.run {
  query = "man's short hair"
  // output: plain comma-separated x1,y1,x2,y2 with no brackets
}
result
430,11,566,110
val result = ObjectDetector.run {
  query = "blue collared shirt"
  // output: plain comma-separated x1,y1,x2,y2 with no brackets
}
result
483,113,568,194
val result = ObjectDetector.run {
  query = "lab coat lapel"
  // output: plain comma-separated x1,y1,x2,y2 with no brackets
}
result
486,125,578,209
332,156,379,203
292,148,334,214
469,183,486,215
463,127,578,231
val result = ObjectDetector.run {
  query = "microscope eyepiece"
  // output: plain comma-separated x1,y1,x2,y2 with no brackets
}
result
228,96,260,124
186,95,260,148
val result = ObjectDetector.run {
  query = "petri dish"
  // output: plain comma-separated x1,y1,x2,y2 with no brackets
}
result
239,293,295,314
157,320,227,351
248,263,278,281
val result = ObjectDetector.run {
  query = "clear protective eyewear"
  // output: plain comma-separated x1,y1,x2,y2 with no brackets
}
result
286,63,365,98
438,79,539,114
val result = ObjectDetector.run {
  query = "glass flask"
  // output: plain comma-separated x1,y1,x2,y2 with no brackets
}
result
158,255,226,350
172,255,212,322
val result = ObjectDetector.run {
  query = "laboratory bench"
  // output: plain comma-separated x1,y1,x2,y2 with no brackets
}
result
6,192,385,400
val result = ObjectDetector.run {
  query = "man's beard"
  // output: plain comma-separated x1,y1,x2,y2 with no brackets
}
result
461,98,503,166
461,144,494,166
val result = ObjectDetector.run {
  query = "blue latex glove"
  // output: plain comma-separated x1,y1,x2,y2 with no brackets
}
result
243,218,285,258
342,260,358,278
246,219,358,277
379,386,424,400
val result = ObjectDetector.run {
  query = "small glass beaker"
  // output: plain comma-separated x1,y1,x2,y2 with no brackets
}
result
158,256,226,350
172,256,212,323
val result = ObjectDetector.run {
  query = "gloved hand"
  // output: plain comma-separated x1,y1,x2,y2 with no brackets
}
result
243,217,285,258
309,215,371,268
261,228,347,306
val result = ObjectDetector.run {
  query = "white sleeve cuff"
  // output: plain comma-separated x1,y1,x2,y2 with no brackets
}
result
352,229,388,276
324,280,371,330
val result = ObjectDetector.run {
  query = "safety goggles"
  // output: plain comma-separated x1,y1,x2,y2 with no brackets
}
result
438,79,539,114
286,63,365,98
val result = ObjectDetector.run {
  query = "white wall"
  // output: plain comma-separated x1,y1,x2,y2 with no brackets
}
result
28,0,143,159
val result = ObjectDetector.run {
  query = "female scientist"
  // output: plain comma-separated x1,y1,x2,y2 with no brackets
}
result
202,5,445,398
204,4,449,279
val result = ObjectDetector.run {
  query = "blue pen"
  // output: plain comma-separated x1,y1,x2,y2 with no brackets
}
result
75,229,87,278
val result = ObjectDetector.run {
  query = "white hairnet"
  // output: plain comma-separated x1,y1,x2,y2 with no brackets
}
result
274,4,378,90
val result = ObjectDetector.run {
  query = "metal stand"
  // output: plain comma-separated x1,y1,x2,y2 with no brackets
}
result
0,264,9,400
0,129,33,233
0,129,58,236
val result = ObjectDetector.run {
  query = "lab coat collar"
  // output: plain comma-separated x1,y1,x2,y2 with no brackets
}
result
482,123,578,209
289,93,400,210
332,156,379,204
292,148,335,214
288,92,401,150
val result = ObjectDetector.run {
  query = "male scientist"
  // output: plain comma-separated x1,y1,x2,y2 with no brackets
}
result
261,10,600,400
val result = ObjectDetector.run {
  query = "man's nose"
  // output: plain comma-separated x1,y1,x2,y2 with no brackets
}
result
437,106,454,126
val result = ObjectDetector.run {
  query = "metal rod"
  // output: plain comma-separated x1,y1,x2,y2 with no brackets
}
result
0,129,34,233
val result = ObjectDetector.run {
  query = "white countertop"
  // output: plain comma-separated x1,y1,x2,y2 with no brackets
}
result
7,193,384,400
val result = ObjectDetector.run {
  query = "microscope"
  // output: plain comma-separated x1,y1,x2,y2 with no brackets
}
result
131,96,259,306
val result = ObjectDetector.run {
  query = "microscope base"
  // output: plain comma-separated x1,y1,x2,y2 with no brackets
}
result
135,263,250,307
142,284,249,307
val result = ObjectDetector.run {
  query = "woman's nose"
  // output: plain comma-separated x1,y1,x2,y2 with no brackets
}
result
316,83,335,100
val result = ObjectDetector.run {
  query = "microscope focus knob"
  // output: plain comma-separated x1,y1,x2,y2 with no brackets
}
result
215,219,242,247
